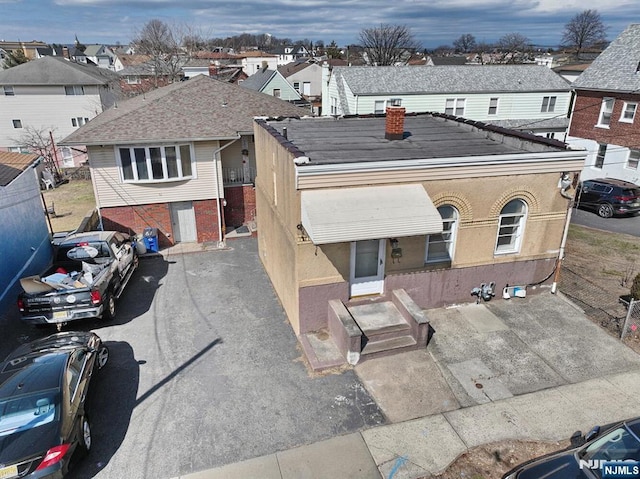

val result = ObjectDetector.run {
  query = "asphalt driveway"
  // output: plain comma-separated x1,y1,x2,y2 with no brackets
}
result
0,237,385,479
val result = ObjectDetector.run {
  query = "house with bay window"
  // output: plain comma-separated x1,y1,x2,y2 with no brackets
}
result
567,23,640,185
60,75,304,247
254,108,586,368
322,64,572,139
0,56,119,168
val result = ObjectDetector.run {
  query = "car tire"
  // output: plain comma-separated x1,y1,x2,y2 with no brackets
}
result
597,203,614,218
102,292,116,321
96,345,109,370
79,416,92,454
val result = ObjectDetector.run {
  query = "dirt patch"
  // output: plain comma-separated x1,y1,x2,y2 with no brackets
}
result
429,439,572,479
42,179,96,233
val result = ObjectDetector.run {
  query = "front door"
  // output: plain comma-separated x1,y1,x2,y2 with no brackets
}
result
170,202,197,243
350,239,385,297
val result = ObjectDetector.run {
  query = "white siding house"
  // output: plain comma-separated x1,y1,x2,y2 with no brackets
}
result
322,64,573,138
0,56,119,167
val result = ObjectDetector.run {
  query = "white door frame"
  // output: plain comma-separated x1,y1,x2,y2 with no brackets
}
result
349,239,385,297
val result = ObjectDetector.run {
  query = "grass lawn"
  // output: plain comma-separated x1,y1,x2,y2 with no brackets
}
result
41,179,96,233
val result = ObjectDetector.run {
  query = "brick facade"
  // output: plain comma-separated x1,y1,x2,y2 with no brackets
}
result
101,199,223,246
569,90,640,148
223,185,256,227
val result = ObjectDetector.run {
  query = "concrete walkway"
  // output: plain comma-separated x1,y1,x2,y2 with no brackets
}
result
174,369,640,479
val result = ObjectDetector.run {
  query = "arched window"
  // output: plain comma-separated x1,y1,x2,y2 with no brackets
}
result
426,205,458,264
495,199,527,254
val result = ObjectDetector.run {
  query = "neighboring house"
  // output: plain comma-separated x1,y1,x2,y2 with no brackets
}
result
0,41,48,61
0,152,52,312
0,56,120,168
182,59,212,79
240,65,303,103
34,45,67,58
113,53,151,72
253,108,586,366
59,75,304,247
322,64,572,139
424,56,468,66
566,24,640,185
271,45,310,65
238,51,278,75
552,63,592,84
82,44,117,70
278,61,322,98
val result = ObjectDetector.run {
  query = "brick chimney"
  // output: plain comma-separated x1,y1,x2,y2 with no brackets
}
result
385,106,405,140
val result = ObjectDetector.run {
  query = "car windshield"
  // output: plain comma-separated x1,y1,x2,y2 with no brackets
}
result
0,391,58,437
579,426,640,478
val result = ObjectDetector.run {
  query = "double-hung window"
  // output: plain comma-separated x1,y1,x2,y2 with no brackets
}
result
620,102,637,123
3,86,14,96
627,150,640,170
541,96,556,113
597,97,614,127
495,199,527,255
488,98,499,115
445,98,465,116
118,145,194,182
595,143,607,168
374,100,385,114
426,205,458,264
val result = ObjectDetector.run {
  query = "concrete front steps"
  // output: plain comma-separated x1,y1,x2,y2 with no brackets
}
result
299,289,431,371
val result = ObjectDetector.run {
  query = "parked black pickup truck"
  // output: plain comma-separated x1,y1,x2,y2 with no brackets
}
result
17,231,138,329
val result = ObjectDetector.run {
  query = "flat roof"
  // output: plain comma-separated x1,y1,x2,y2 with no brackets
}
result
259,113,570,166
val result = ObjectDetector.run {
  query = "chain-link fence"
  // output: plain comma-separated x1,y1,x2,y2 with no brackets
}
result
621,298,640,340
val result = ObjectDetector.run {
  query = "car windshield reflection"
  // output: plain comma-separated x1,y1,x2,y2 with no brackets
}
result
0,391,58,437
579,426,640,478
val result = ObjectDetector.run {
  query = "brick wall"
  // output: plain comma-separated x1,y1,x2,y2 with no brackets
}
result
385,106,406,140
224,185,256,227
101,203,173,246
194,199,221,243
570,90,640,148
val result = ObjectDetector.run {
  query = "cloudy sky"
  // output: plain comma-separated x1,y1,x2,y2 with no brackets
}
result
2,0,638,49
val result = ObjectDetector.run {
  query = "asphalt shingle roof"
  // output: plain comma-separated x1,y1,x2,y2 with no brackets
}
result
60,75,306,145
572,24,640,92
0,152,40,187
332,64,570,95
0,56,117,85
239,68,276,91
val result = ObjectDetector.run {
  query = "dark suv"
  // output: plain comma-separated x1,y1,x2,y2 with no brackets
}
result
575,178,640,218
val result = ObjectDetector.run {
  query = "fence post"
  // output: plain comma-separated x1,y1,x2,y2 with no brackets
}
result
621,298,639,340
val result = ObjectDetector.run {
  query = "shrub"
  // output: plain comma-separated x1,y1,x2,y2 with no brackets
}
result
631,273,640,300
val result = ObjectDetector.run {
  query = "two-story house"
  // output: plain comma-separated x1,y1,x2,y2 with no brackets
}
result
238,51,278,75
253,108,586,368
566,24,640,185
322,64,572,139
0,56,120,168
272,45,310,66
278,61,323,113
60,75,305,247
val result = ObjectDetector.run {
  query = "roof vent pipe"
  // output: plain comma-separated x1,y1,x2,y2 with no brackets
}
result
385,106,405,141
282,127,287,139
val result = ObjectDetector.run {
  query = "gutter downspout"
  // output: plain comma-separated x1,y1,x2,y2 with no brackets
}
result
213,137,240,248
551,174,576,294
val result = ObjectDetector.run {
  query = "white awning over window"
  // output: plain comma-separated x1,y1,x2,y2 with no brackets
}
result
300,184,443,244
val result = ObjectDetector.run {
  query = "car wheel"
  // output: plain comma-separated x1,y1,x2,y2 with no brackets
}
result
96,345,109,370
597,203,614,218
102,292,116,321
79,416,92,453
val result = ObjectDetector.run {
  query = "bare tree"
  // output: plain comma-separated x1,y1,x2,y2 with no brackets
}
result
12,126,62,179
562,9,607,59
132,19,185,85
453,34,477,53
497,32,531,63
358,24,422,66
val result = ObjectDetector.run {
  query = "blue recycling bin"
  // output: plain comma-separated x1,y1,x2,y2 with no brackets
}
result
143,227,159,253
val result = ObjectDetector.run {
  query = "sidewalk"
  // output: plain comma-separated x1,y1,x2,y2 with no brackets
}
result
174,369,640,479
